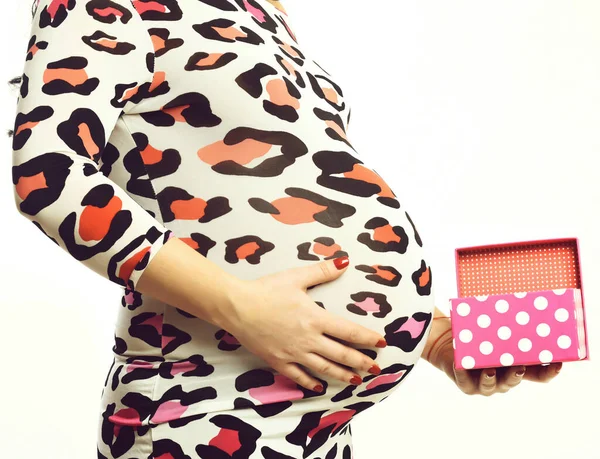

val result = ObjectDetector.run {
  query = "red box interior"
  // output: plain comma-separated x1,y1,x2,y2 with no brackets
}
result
455,238,582,297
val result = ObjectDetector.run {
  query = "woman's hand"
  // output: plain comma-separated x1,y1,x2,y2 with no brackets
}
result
436,340,563,396
216,256,387,393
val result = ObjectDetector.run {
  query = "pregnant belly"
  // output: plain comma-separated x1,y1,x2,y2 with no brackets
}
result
162,147,435,392
111,149,436,423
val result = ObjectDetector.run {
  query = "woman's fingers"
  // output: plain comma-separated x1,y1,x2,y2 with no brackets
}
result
498,366,526,391
301,352,364,386
478,368,497,396
271,361,325,393
453,366,478,394
522,362,562,383
320,314,386,348
316,336,381,375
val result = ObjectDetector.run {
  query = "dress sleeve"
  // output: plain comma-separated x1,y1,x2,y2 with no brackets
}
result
11,0,174,293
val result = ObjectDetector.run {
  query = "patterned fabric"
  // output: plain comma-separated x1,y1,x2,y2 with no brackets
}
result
12,0,436,456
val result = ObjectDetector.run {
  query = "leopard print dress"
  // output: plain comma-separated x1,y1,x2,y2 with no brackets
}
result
11,0,436,457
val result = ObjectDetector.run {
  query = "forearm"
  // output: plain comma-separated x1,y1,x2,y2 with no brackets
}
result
421,306,453,372
136,237,240,328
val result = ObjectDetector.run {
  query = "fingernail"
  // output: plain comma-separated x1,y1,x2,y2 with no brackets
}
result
334,256,349,270
376,339,387,348
556,363,562,373
368,365,381,375
350,374,362,385
516,367,525,377
313,384,324,393
485,370,496,379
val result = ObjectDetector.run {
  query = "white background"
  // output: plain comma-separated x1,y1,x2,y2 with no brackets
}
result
1,1,599,458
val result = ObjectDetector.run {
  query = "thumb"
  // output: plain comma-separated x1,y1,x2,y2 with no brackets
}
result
296,256,350,289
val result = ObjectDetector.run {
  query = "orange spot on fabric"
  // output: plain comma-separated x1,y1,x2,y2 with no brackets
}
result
133,0,167,14
93,7,123,17
79,195,122,241
179,237,199,250
372,224,400,243
44,68,87,86
322,87,338,103
15,171,47,200
77,122,99,159
373,265,396,281
140,143,164,165
212,26,247,40
94,38,118,49
121,85,140,101
419,267,430,287
313,241,341,257
281,58,295,75
149,71,166,92
163,104,189,122
271,197,327,224
325,120,347,140
196,53,222,66
343,164,394,198
47,0,69,19
281,42,299,57
171,198,207,219
150,35,166,52
198,138,272,165
29,44,40,56
235,241,259,259
266,78,299,108
15,120,39,136
119,245,150,285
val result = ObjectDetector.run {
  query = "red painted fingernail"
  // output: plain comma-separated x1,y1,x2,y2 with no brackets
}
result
516,368,525,377
350,375,362,385
313,384,324,393
368,365,381,375
376,339,387,348
334,256,349,270
485,370,496,378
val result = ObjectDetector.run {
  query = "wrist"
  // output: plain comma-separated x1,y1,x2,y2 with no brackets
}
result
435,341,456,378
422,311,454,370
207,273,248,330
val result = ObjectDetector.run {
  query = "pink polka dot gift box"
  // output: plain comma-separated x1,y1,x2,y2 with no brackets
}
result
448,237,589,370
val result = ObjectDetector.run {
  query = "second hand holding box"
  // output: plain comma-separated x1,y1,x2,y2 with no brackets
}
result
448,238,589,370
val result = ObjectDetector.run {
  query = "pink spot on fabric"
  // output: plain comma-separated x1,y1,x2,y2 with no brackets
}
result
124,289,136,306
308,410,355,438
222,332,240,345
365,370,405,390
209,428,242,455
395,317,424,338
141,313,163,334
354,297,380,312
125,360,154,373
243,0,266,22
162,335,176,348
170,361,197,376
248,374,304,404
108,408,142,426
151,400,188,424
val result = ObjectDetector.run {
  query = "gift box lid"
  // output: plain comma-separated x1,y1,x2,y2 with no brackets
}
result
453,237,590,360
